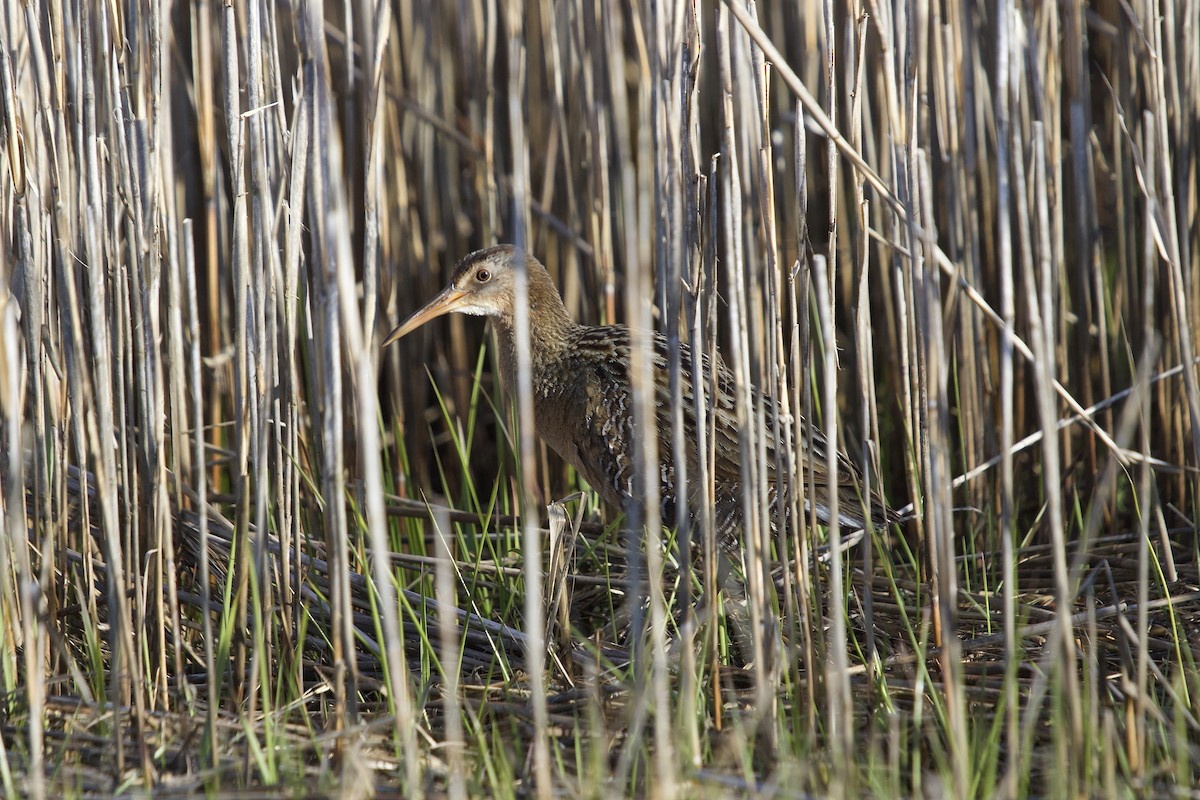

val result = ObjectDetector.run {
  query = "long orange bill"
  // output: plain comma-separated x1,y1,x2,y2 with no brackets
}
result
382,285,469,347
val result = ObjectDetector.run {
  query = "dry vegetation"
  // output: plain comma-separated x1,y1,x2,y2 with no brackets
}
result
1,0,1199,797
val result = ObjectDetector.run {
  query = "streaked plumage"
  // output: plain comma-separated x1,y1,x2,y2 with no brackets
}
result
385,245,892,551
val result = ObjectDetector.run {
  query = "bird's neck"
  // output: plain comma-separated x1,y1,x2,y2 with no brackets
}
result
491,279,575,380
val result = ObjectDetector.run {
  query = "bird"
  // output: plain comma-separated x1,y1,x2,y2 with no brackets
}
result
384,244,893,557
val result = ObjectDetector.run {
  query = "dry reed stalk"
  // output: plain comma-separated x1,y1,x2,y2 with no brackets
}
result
433,506,466,800
993,4,1022,794
813,254,852,790
499,5,553,797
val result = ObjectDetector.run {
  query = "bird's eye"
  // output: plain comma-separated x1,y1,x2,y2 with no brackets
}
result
476,269,491,283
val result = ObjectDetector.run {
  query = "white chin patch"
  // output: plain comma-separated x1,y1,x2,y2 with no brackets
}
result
455,303,495,317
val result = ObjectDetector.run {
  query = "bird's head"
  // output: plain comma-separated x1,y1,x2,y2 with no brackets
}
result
384,245,534,346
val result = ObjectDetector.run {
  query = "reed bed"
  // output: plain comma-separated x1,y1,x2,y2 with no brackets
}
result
1,0,1198,797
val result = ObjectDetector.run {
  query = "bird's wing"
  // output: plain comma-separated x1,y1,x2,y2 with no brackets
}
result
654,334,886,526
564,326,888,527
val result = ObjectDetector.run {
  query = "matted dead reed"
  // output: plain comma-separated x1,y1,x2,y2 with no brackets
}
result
1,1,1198,797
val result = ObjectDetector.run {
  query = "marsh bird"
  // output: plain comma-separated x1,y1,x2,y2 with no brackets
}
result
384,245,893,554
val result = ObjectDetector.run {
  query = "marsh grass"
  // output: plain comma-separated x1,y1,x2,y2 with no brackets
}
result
1,0,1198,797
